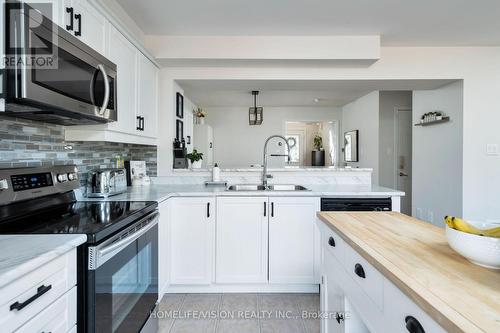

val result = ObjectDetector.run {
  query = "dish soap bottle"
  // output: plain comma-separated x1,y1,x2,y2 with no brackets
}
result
212,163,221,182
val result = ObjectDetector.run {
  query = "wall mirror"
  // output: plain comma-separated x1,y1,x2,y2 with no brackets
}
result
344,130,359,162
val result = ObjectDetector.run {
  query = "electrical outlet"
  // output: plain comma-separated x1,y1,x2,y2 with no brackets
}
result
486,144,499,156
428,211,434,223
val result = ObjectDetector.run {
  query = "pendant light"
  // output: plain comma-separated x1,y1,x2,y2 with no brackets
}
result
249,91,263,125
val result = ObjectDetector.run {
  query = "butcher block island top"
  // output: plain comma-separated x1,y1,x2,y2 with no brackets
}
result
317,211,500,333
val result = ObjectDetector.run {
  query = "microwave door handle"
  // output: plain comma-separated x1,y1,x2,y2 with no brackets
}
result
96,64,110,116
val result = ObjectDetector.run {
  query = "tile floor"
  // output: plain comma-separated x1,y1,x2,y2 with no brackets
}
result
156,293,320,333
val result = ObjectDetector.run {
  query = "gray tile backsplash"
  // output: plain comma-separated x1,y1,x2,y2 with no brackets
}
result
0,116,157,185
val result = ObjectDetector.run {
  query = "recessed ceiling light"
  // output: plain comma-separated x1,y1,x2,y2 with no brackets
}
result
314,98,321,103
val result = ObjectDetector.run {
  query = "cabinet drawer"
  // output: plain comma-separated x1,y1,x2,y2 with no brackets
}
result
15,287,77,333
384,279,447,333
0,250,76,332
321,223,345,265
344,244,383,310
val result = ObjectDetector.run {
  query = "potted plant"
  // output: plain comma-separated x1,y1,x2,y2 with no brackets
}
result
186,149,204,169
193,107,207,125
312,134,325,166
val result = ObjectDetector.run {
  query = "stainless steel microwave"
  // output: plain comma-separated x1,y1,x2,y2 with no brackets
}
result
4,2,117,125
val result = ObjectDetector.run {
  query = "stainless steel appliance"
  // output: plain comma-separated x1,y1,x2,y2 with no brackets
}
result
321,197,392,211
4,2,117,125
0,165,159,333
86,168,127,198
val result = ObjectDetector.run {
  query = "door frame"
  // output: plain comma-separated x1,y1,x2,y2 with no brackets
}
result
393,107,412,213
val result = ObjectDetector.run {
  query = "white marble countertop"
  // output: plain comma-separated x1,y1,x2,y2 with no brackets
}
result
173,166,373,173
78,184,404,203
0,234,87,288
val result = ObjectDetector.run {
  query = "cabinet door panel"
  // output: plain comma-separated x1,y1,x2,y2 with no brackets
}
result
269,197,319,284
137,53,158,138
72,0,107,54
106,25,137,134
170,198,215,284
216,197,268,283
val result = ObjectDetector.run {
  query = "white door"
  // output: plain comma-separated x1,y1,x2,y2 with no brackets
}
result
216,197,268,283
106,25,137,134
395,109,413,215
136,53,158,138
268,197,319,284
170,198,215,284
71,0,107,54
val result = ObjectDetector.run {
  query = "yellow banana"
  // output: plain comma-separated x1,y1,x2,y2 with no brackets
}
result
444,216,500,238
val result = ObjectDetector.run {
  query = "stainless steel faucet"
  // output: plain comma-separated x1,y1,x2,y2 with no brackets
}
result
262,135,291,187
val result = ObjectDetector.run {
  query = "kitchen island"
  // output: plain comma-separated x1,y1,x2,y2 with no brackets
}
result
317,212,500,333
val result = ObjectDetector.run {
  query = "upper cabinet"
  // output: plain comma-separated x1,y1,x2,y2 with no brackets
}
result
136,53,159,139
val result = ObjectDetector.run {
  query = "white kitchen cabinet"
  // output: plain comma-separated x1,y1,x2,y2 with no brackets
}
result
136,52,159,138
322,250,345,333
68,0,107,55
169,198,215,285
216,197,268,283
193,124,214,167
158,200,170,297
268,197,319,284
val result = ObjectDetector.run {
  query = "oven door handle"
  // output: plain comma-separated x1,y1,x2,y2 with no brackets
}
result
94,64,110,117
99,213,158,257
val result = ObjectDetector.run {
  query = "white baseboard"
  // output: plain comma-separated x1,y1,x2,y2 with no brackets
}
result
165,284,319,294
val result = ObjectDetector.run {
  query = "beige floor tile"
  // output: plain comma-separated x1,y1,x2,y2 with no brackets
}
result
170,319,216,333
260,319,306,333
217,319,260,333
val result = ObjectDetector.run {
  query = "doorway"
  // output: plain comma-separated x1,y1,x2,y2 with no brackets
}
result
394,108,412,215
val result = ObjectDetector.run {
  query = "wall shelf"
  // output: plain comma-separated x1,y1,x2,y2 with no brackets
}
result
414,116,450,126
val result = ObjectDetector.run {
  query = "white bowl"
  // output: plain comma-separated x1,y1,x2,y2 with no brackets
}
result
445,226,500,269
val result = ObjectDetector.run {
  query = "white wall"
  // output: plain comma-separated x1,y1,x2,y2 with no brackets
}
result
157,47,500,220
412,81,463,226
378,91,413,188
202,106,342,168
341,91,380,184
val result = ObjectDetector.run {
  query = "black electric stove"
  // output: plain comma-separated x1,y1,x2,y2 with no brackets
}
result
0,165,159,333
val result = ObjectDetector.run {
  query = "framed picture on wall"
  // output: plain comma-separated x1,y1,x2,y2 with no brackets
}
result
176,92,184,118
176,120,183,140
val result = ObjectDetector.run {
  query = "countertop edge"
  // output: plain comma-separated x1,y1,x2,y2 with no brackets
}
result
316,212,479,333
0,234,87,289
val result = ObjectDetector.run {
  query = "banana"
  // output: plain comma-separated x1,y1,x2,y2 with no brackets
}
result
444,216,500,238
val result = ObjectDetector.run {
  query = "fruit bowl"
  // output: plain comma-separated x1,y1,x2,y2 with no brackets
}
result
445,225,500,269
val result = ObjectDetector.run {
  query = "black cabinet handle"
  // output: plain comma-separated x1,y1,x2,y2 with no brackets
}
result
136,116,142,130
405,316,425,333
271,202,274,217
354,263,366,278
264,202,267,217
141,117,145,131
66,7,74,31
328,236,336,247
74,13,82,36
335,313,344,324
207,202,210,218
10,284,52,311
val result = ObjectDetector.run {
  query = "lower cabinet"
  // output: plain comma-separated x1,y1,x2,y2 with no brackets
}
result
216,197,268,283
269,197,319,284
169,197,215,285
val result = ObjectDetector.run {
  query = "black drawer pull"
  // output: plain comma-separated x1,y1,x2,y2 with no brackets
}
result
405,316,425,333
207,202,210,218
328,236,336,247
271,202,274,217
10,284,52,311
354,263,366,278
264,202,267,217
74,13,82,36
66,7,74,31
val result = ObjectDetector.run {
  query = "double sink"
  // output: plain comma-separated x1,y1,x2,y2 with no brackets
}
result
227,184,309,191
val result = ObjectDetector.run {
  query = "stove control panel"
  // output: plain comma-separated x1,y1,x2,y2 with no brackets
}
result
0,165,80,205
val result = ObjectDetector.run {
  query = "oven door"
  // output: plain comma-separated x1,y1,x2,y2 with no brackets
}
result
87,212,158,333
6,3,117,123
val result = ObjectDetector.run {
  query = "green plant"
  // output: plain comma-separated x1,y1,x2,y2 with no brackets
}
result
313,135,323,150
186,149,204,162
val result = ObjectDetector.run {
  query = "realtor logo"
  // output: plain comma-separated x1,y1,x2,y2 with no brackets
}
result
3,1,58,69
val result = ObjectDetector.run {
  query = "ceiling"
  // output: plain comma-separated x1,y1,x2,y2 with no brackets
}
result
177,79,457,107
116,0,500,46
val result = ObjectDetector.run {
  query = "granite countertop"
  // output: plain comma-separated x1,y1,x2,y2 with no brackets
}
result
77,183,404,203
317,212,500,333
0,234,87,288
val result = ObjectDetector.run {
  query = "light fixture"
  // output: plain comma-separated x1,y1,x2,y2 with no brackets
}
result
314,98,321,103
249,91,263,125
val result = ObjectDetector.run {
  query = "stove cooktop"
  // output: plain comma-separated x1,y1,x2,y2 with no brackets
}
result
0,199,158,243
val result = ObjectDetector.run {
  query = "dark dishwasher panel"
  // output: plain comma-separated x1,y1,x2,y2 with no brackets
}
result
321,197,392,211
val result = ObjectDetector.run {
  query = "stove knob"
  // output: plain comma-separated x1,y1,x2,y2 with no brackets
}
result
57,174,68,182
0,179,9,190
67,173,77,181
